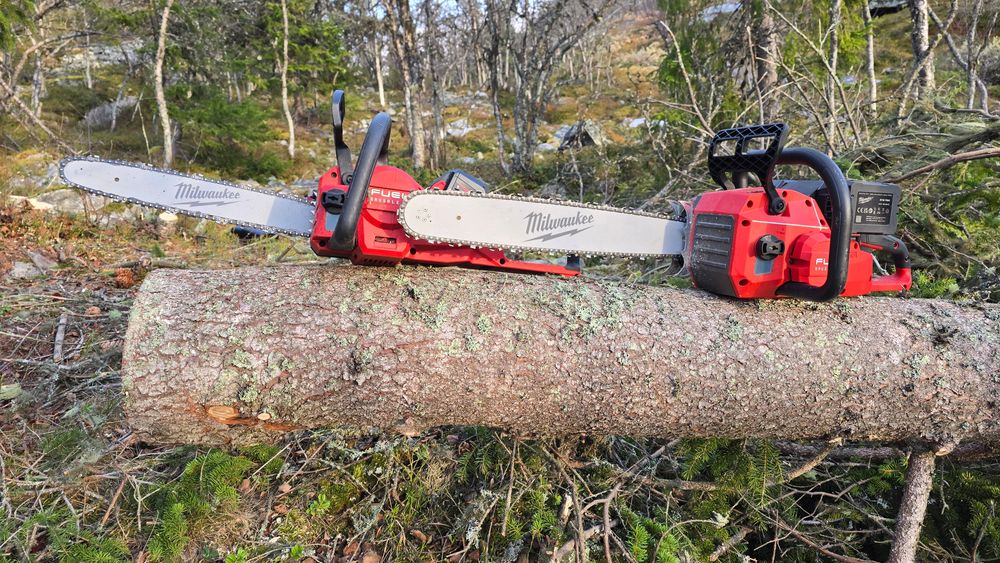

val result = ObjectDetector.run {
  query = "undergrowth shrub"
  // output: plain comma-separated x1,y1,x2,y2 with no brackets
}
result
147,448,274,561
171,91,289,182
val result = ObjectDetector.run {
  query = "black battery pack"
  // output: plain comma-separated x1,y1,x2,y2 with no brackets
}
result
776,179,900,235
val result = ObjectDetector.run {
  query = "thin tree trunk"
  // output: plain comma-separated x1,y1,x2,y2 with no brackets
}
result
966,0,983,109
887,450,937,563
827,0,842,152
907,0,934,98
929,6,991,112
280,0,295,159
373,36,386,109
82,11,93,90
384,0,426,169
123,266,1000,448
154,0,175,167
422,0,444,169
30,51,44,117
862,1,877,117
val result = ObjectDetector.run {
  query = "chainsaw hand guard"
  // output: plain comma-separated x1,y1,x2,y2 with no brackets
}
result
331,90,353,182
708,123,790,214
773,147,851,301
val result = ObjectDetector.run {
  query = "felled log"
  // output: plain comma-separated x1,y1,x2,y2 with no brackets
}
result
122,265,1000,447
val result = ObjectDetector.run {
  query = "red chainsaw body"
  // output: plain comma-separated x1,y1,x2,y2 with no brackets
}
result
688,188,911,299
309,165,579,276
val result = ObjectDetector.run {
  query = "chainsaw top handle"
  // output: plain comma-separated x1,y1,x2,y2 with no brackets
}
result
774,147,852,301
329,111,391,251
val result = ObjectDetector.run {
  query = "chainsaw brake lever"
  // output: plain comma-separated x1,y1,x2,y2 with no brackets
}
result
708,123,790,215
331,90,354,183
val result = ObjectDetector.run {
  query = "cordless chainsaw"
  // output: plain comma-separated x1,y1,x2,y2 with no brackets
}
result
59,90,912,301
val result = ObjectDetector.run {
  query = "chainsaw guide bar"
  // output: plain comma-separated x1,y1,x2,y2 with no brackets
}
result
397,190,687,258
59,157,315,237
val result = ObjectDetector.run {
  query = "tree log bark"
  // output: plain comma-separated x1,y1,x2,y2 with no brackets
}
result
123,266,1000,447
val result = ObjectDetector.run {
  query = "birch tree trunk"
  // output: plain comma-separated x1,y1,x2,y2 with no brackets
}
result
280,0,295,159
123,266,1000,448
154,0,175,168
372,36,386,109
862,1,877,117
30,51,44,117
907,0,934,98
826,0,842,151
421,0,445,169
82,10,93,90
966,0,983,110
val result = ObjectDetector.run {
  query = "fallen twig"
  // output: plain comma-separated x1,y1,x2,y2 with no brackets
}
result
52,312,68,364
709,526,752,561
552,520,617,562
99,477,128,528
776,518,874,563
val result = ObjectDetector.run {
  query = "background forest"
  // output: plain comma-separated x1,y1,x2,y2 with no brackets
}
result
1,0,1000,561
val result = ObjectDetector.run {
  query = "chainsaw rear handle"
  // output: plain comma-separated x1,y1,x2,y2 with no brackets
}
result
863,234,911,270
774,147,852,301
329,111,391,251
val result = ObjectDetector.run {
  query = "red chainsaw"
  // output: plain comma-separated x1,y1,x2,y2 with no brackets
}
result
60,90,911,301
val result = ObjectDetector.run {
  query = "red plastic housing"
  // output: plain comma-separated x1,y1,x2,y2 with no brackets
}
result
688,188,911,298
309,165,579,276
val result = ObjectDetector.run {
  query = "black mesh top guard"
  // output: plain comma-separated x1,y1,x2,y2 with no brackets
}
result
708,123,790,215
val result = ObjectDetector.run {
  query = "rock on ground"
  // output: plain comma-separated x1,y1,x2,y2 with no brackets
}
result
81,96,139,130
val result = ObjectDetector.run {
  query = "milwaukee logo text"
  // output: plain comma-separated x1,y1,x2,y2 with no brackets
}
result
174,181,241,207
523,211,595,242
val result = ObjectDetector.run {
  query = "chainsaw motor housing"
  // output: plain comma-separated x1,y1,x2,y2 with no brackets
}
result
689,123,912,300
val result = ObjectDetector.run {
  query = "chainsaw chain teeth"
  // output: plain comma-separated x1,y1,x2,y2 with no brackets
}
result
397,190,678,260
58,156,314,237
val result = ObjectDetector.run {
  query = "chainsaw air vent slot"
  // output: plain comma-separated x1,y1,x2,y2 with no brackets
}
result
689,213,736,297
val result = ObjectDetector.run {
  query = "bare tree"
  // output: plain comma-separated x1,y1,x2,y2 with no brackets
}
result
928,4,993,113
383,0,427,169
421,0,445,169
372,33,386,108
154,0,175,167
826,0,841,149
965,0,985,109
748,7,781,122
862,0,876,117
280,0,295,159
483,0,617,175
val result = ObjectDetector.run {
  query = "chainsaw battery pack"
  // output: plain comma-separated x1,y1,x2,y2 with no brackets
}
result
776,179,901,236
